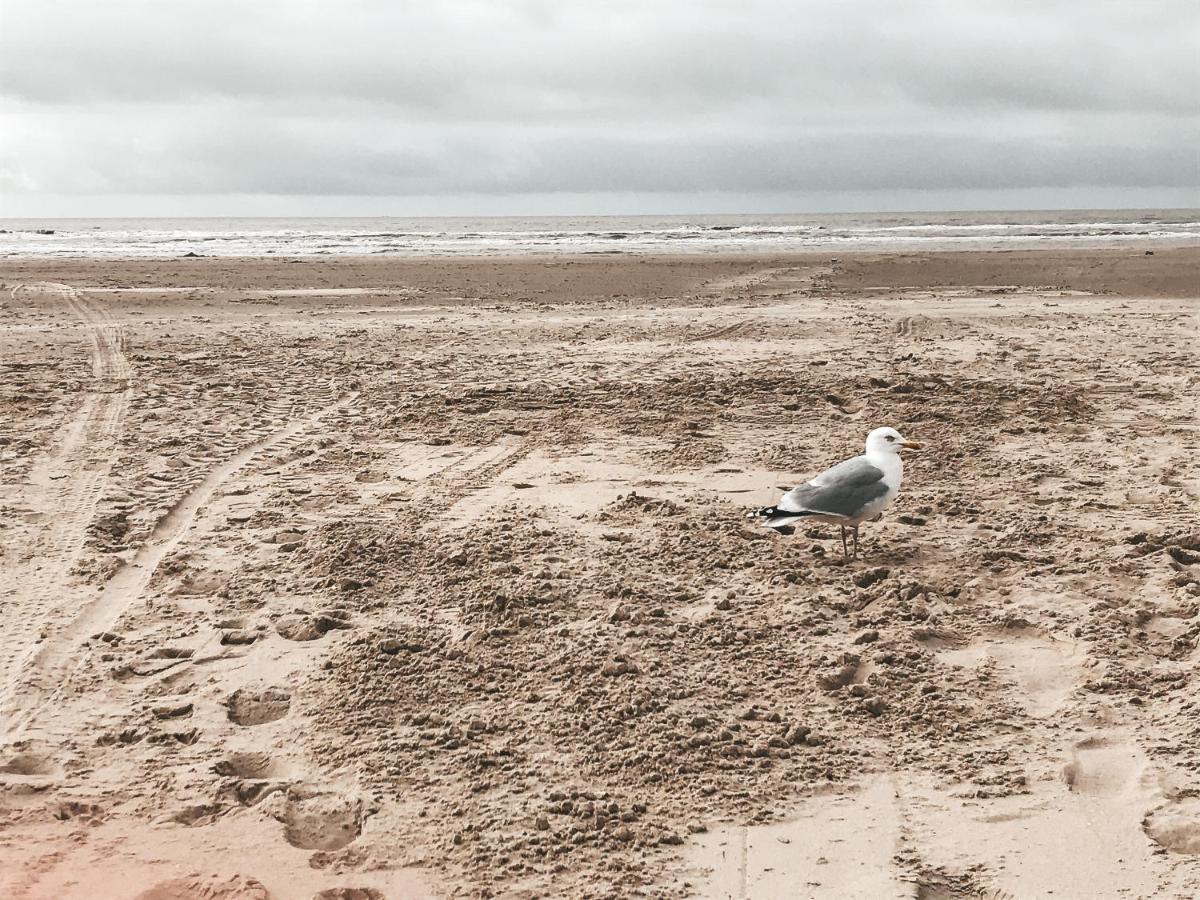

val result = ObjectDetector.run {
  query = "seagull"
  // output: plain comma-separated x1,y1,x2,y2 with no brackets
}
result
748,426,922,559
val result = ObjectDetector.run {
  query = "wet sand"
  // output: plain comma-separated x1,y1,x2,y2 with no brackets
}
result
1,248,1198,898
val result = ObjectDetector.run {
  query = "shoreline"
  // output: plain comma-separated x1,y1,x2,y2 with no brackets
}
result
3,209,1198,262
3,245,1197,298
2,235,1199,260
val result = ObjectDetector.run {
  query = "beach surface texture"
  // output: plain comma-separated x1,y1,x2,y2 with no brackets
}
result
1,247,1198,898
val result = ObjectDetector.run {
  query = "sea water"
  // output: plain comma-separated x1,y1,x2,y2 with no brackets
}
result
1,210,1197,258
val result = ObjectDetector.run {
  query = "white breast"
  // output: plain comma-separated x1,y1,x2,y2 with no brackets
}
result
856,453,903,522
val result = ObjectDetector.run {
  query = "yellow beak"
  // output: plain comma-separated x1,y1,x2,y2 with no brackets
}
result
900,440,922,450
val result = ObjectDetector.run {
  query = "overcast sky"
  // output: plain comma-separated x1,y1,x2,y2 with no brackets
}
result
1,0,1197,216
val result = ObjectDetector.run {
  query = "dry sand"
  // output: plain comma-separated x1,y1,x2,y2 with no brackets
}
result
0,248,1198,899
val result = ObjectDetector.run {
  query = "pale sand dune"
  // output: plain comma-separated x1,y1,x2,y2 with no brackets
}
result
1,249,1198,898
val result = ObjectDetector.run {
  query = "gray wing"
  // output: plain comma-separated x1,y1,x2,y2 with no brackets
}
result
778,456,888,519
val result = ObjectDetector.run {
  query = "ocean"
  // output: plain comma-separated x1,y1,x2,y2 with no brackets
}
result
1,210,1197,258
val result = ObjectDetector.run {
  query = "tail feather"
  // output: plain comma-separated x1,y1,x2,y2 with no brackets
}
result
748,505,813,529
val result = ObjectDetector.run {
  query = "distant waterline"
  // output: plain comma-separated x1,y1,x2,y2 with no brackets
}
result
1,210,1197,258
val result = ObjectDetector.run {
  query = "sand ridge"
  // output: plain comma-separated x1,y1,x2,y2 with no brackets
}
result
0,249,1198,898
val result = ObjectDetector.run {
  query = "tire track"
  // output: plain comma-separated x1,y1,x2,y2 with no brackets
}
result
391,441,532,530
0,283,131,728
686,320,757,342
94,378,342,553
1,392,359,742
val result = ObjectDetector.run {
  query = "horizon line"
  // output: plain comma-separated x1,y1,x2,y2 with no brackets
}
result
3,204,1200,221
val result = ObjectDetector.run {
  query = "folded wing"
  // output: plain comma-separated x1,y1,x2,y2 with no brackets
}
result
776,456,888,520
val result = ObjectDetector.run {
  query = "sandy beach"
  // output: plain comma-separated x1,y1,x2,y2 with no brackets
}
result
1,247,1198,899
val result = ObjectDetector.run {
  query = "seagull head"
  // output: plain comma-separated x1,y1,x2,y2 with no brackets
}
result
865,426,922,455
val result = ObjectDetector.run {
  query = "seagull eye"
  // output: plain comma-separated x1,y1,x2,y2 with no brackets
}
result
886,435,895,442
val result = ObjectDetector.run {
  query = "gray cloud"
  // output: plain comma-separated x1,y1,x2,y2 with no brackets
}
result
1,0,1197,214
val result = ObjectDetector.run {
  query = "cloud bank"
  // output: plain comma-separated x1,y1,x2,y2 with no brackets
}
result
1,0,1197,214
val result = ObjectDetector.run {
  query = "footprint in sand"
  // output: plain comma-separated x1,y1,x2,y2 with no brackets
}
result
1143,798,1200,854
0,748,62,780
1061,738,1151,798
220,628,261,646
167,802,227,827
279,785,364,851
133,874,270,900
274,610,353,642
154,727,201,746
937,631,1080,717
213,751,288,779
53,800,106,824
225,687,291,726
214,751,294,806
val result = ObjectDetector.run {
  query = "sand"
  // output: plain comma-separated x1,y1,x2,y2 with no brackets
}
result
0,247,1198,899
